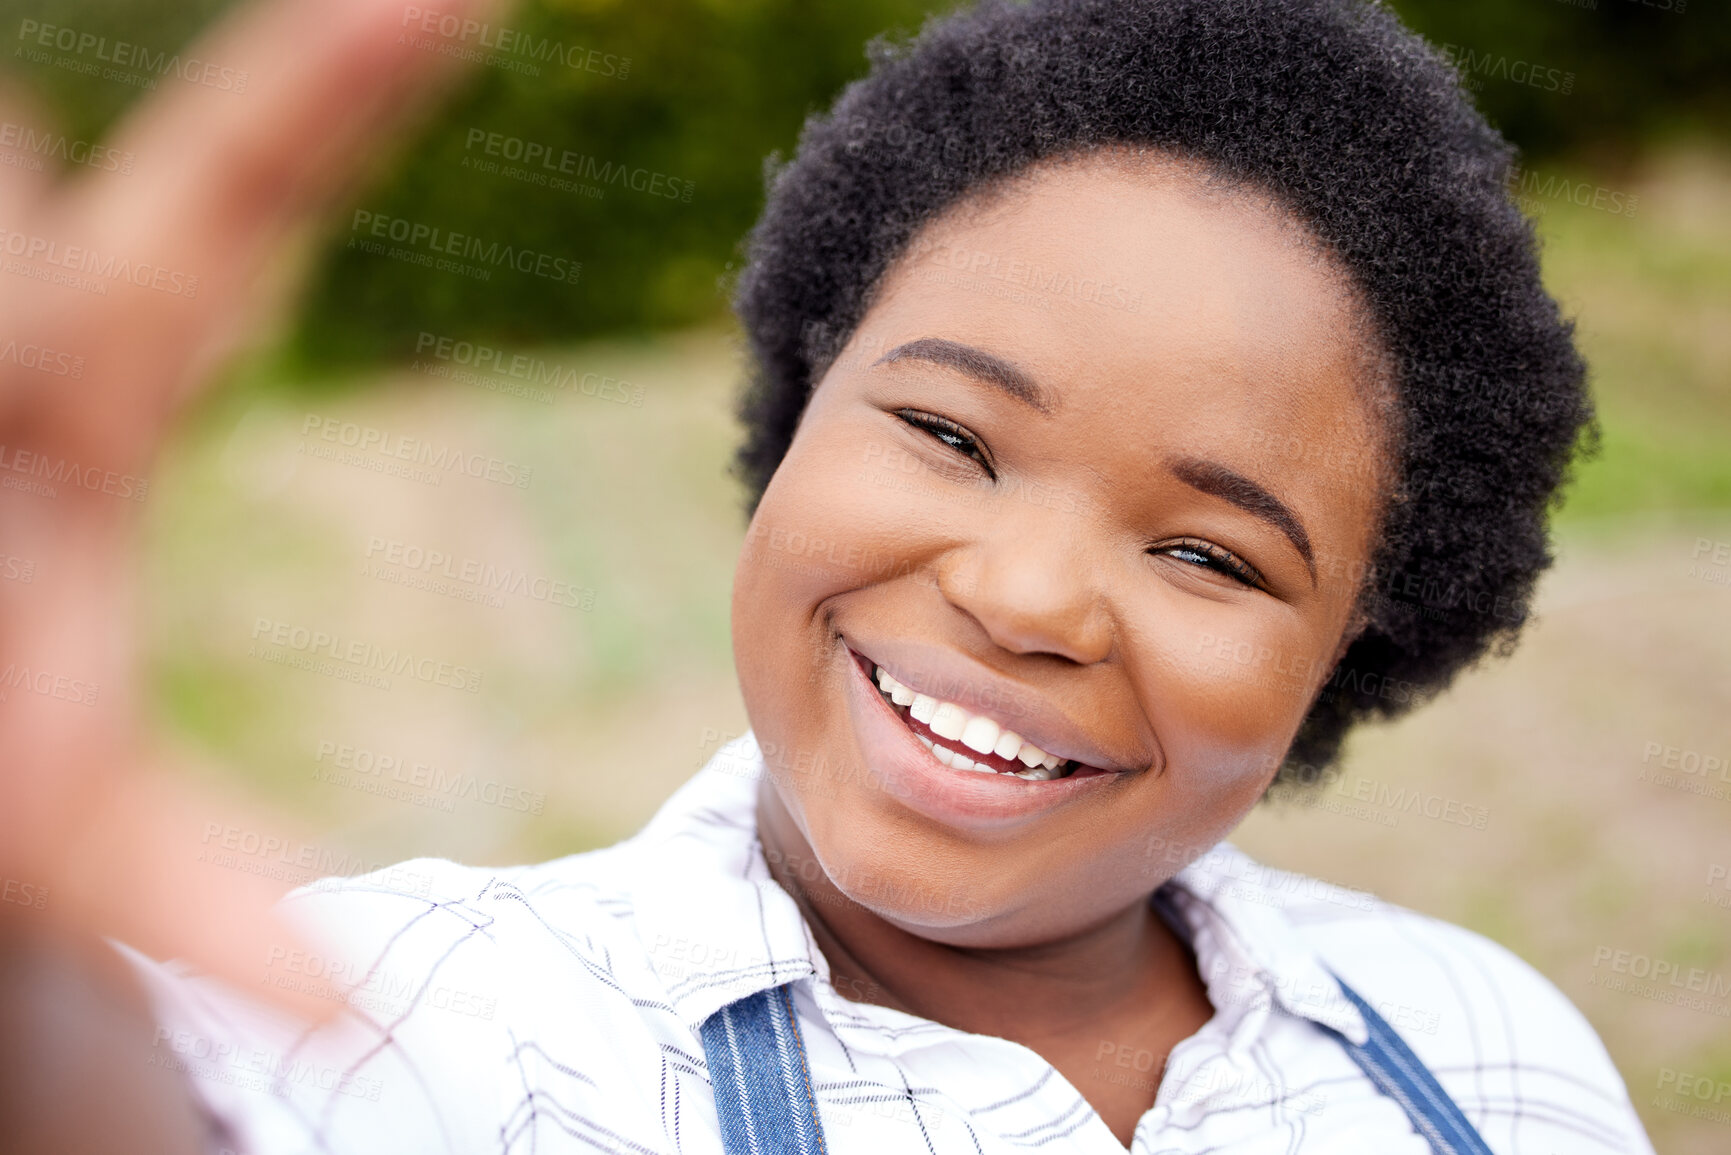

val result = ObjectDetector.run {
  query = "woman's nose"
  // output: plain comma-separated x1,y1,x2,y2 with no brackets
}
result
935,514,1114,666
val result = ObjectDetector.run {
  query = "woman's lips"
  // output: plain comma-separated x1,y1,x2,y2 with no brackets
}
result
855,647,1114,782
897,706,1065,777
838,643,1131,832
851,648,1114,780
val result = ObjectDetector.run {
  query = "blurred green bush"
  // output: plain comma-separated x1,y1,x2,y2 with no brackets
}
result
3,0,1727,367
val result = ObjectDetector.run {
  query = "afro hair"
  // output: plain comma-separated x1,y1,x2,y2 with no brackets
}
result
729,0,1595,787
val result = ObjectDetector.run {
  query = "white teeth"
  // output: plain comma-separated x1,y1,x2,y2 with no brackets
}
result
873,665,1075,781
951,751,994,774
920,734,1008,776
960,715,1000,755
1015,744,1061,772
876,669,939,721
928,702,968,742
877,668,918,706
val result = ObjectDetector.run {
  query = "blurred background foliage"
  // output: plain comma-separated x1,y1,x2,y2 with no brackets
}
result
4,0,1729,365
4,5,1728,1150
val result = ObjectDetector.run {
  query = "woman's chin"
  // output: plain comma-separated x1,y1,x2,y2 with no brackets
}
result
799,825,1081,947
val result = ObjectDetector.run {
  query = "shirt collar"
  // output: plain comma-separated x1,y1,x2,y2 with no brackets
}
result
1164,845,1370,1044
625,734,823,1035
626,733,1367,1045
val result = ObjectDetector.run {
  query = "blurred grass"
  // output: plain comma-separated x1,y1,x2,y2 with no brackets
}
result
1539,148,1731,521
140,145,1731,1152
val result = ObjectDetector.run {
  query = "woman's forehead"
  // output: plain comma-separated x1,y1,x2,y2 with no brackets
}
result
864,160,1379,434
912,150,1353,297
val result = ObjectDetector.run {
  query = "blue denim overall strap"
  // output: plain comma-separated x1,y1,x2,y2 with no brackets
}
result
701,976,1493,1155
1322,973,1497,1155
699,982,828,1155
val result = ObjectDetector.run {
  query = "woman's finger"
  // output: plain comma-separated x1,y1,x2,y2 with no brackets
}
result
0,0,511,1015
55,764,340,1024
12,0,510,475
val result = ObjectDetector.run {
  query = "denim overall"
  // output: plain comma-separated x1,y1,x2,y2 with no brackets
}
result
699,964,1494,1155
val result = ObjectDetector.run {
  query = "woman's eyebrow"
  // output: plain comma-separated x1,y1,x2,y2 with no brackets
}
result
1169,457,1317,583
870,341,1314,581
873,337,1056,415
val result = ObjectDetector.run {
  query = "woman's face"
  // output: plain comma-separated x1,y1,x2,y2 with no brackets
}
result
732,155,1387,948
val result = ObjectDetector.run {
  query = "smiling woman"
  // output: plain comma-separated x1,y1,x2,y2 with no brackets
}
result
7,0,1662,1152
741,154,1382,843
734,152,1398,1145
713,0,1637,1148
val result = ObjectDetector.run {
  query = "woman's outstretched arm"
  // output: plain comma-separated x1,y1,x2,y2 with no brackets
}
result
0,0,504,1144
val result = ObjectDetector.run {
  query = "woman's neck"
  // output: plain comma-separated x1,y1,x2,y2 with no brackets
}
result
754,779,1212,1051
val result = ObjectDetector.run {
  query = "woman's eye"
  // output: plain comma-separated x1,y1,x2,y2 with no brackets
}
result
895,409,995,478
1155,538,1266,590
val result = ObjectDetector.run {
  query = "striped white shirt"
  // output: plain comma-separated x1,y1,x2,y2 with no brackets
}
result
132,734,1654,1154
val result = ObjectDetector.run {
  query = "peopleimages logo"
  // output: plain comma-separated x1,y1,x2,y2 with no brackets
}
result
299,415,535,489
1439,43,1574,94
0,120,134,174
399,7,630,79
414,332,644,406
0,227,199,297
313,740,545,815
0,339,83,379
348,210,580,286
1508,165,1639,219
0,443,149,502
362,536,595,611
150,1028,382,1101
248,617,484,694
461,129,695,203
0,663,99,707
1589,946,1731,1016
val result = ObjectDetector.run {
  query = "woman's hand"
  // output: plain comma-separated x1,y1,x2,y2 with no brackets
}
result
0,0,504,1008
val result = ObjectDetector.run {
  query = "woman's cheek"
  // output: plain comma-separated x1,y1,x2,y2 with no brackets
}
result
1127,611,1319,809
1166,603,1319,718
746,431,932,596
